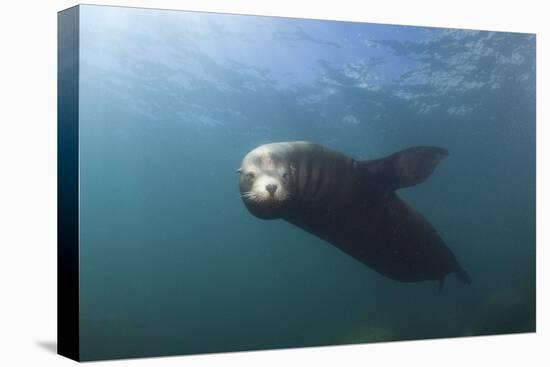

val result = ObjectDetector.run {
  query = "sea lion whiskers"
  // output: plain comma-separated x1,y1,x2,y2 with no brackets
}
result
240,191,256,200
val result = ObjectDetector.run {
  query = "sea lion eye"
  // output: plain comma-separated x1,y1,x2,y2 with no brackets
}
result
282,172,289,180
246,172,255,180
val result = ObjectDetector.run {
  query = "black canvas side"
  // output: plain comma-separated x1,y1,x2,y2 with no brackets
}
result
57,5,80,362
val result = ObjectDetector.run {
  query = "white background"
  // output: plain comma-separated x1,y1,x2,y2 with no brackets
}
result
0,0,548,365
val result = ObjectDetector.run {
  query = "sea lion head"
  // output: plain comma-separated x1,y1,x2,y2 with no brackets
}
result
238,144,295,219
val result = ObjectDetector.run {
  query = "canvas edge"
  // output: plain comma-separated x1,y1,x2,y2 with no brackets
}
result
57,5,81,362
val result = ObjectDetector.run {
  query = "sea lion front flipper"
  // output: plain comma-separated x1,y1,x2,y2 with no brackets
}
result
358,146,449,191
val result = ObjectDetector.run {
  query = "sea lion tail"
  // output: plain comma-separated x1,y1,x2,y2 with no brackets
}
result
455,265,472,285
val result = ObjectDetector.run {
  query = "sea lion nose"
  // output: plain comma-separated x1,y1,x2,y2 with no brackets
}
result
266,184,277,195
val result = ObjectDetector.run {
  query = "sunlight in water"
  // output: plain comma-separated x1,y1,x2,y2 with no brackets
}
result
72,4,535,361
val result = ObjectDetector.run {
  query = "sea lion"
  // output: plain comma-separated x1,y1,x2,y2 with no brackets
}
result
238,141,471,289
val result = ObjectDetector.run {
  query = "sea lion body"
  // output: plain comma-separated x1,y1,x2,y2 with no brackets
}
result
238,141,470,288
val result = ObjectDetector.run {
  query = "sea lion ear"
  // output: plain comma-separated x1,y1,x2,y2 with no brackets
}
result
359,146,449,191
236,168,242,173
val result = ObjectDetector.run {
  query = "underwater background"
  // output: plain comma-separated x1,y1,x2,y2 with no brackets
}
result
76,5,536,361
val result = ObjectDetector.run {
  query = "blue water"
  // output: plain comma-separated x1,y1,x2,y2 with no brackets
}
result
76,5,536,361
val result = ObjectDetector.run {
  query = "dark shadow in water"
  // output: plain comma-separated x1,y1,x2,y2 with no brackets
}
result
36,340,57,354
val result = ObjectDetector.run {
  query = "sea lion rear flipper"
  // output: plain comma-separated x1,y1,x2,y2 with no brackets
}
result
438,276,446,293
455,265,472,285
358,146,449,190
